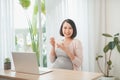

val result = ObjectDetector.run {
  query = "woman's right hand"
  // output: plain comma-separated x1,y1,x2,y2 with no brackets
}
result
50,37,55,47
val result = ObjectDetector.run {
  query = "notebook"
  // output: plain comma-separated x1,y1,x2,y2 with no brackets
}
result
12,52,52,75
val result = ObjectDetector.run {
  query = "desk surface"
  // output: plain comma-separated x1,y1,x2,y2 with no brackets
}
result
0,68,103,80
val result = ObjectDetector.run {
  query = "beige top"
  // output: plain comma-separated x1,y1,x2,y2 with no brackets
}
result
50,39,83,70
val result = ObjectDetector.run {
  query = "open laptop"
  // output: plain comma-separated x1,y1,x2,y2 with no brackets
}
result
12,52,52,75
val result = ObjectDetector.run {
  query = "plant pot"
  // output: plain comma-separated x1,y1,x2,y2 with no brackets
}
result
4,62,11,70
100,76,115,80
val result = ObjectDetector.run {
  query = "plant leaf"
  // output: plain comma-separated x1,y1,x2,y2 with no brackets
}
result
4,58,11,63
108,41,115,50
41,0,46,14
33,2,38,15
103,44,109,53
114,33,119,36
19,0,31,9
96,55,103,60
117,44,120,53
102,33,112,37
107,60,112,66
114,37,119,45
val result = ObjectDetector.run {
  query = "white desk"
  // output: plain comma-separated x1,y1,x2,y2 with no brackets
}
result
0,68,103,80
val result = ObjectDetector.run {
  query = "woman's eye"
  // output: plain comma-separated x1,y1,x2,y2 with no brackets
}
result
63,26,72,30
69,27,72,29
64,27,67,29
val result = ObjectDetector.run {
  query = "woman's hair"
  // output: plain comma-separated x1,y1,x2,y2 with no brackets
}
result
59,19,77,39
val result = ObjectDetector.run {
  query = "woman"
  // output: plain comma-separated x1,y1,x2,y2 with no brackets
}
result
49,19,83,70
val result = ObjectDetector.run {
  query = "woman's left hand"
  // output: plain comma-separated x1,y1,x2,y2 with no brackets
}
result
57,43,66,51
57,42,74,60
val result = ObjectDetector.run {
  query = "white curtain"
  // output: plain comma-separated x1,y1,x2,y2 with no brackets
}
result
0,0,14,69
87,0,107,72
45,0,90,71
45,0,107,72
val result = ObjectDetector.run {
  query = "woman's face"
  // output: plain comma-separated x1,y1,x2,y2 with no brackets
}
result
62,22,73,38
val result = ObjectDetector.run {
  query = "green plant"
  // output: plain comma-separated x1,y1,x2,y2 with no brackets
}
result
4,57,11,70
19,0,40,66
4,58,11,64
18,0,46,66
96,33,120,77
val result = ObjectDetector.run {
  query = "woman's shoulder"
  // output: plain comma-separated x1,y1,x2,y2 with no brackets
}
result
72,39,83,49
72,39,81,44
72,39,82,49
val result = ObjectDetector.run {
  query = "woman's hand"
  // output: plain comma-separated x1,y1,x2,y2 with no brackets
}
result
50,37,55,47
57,42,75,60
57,43,66,51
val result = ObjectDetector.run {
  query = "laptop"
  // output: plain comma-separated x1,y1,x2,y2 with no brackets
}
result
12,52,52,75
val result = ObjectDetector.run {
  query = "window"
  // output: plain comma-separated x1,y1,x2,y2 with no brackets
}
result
13,0,47,67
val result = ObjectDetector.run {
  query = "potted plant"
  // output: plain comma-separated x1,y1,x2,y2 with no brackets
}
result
96,33,120,80
4,58,11,70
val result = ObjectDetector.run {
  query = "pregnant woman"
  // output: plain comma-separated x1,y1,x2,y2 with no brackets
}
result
49,19,83,70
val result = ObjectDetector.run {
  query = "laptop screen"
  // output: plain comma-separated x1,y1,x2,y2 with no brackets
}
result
12,52,40,74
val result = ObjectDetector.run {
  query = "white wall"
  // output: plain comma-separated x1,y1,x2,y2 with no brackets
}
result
106,0,120,79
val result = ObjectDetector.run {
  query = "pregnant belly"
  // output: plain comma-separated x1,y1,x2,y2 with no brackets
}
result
52,57,73,70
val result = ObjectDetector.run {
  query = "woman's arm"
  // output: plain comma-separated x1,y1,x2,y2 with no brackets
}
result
49,46,56,63
49,37,56,63
72,39,83,70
